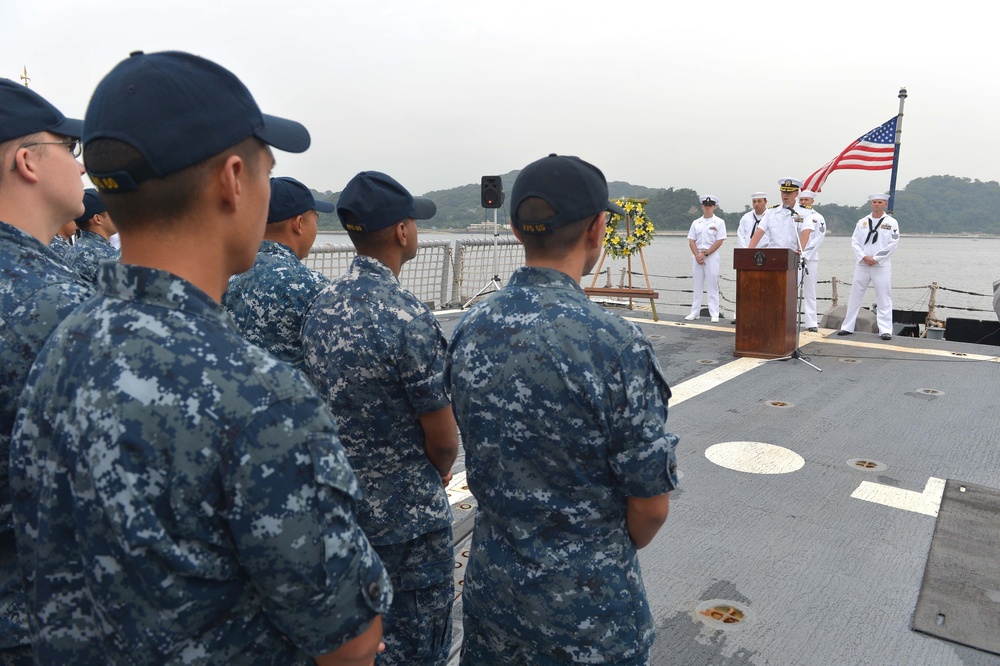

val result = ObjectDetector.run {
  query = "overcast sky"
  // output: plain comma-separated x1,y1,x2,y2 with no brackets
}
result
4,1,994,210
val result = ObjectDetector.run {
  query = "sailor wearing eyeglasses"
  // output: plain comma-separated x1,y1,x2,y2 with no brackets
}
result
0,77,94,666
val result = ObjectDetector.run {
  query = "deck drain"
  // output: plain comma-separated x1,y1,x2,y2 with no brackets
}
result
648,334,663,339
766,400,792,408
916,388,944,396
695,599,754,630
698,359,718,365
951,352,967,357
838,357,860,364
847,458,886,472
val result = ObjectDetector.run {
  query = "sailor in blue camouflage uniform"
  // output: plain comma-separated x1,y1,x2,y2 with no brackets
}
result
302,171,459,665
10,51,390,665
63,188,119,283
48,219,77,258
0,77,92,666
223,176,333,372
445,154,680,665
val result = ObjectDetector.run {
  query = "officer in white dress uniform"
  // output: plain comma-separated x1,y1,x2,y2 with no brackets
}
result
685,195,726,322
749,177,814,253
798,190,826,331
838,194,899,340
737,192,769,249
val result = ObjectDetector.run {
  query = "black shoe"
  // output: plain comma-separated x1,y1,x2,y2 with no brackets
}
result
807,327,818,332
880,333,892,340
836,330,853,336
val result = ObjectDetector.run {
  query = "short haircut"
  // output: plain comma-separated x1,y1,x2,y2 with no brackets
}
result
83,137,265,229
515,196,593,258
76,214,100,231
343,210,398,254
0,132,42,188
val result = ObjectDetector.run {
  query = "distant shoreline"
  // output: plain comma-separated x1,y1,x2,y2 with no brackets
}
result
319,228,1000,240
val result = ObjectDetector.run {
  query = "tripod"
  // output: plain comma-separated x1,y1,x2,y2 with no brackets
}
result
463,206,503,308
766,209,822,372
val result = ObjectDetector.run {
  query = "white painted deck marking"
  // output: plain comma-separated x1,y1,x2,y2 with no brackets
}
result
669,357,766,406
705,442,805,475
445,470,473,505
626,317,1000,364
850,476,946,516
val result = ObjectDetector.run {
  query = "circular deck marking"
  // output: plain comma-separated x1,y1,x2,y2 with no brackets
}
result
705,442,805,474
695,599,755,630
698,359,718,365
838,357,860,364
916,388,944,396
766,400,792,408
847,458,887,472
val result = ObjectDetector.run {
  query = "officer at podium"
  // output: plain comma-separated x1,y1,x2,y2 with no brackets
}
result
749,177,815,253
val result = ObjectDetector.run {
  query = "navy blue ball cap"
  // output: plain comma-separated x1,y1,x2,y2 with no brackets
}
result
84,51,310,193
268,176,335,223
0,78,83,144
336,171,436,233
511,153,624,234
74,188,107,224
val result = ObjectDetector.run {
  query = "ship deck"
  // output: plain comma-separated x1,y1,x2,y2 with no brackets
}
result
436,311,1000,665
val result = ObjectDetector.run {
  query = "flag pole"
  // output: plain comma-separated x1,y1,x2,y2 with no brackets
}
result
887,86,907,213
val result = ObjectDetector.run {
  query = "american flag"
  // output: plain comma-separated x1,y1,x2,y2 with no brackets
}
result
802,117,898,193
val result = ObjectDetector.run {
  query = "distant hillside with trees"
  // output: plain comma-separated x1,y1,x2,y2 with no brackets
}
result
312,174,1000,235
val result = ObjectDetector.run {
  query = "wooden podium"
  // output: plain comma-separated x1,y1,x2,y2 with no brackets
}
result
733,248,798,358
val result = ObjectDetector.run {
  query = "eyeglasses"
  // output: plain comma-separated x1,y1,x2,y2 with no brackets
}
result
9,139,82,171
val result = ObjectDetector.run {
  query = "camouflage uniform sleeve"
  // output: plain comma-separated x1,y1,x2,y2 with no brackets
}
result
396,311,452,415
222,395,391,656
605,335,680,498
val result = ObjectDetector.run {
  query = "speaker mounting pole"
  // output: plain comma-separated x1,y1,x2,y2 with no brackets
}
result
464,176,505,308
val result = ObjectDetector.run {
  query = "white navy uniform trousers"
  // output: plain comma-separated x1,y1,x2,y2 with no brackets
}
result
798,210,826,329
841,214,899,334
687,216,726,317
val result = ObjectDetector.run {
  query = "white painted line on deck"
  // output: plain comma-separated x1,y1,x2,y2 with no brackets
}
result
823,337,1000,361
445,470,473,505
626,316,1000,363
626,317,735,335
669,357,767,406
850,476,946,516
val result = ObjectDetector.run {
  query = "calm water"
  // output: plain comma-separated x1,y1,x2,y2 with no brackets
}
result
316,231,1000,321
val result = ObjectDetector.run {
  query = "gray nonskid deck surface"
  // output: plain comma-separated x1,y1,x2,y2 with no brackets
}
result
435,309,1000,665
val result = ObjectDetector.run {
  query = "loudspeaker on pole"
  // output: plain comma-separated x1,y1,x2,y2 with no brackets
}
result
481,176,503,209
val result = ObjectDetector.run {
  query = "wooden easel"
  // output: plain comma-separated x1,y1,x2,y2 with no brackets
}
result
584,198,659,321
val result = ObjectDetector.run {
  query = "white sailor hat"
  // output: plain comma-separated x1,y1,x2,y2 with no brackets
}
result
778,177,803,192
700,194,718,205
799,190,817,199
868,193,889,201
750,191,767,199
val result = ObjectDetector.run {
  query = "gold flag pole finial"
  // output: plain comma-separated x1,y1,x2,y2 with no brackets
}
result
20,66,30,87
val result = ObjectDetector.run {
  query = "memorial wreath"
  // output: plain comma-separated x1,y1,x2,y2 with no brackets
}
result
603,198,655,259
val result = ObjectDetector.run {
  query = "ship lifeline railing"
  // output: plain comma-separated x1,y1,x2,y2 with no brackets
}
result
594,266,995,322
307,241,994,320
307,238,524,309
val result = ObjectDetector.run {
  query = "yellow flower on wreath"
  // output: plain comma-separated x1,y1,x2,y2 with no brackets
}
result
603,198,655,259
